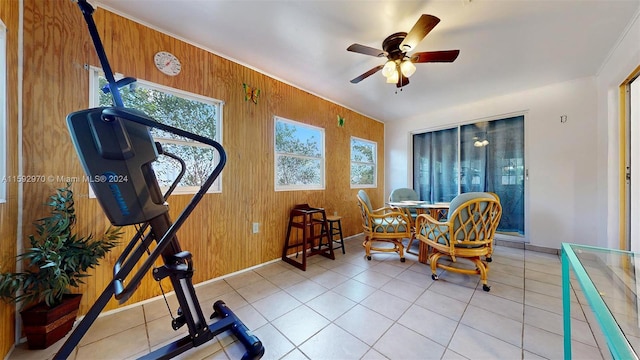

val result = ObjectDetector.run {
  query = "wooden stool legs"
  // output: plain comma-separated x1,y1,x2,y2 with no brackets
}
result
325,216,345,254
282,204,335,271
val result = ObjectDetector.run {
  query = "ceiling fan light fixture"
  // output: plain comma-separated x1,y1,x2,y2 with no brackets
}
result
386,68,399,83
347,14,459,86
400,59,416,77
381,60,396,78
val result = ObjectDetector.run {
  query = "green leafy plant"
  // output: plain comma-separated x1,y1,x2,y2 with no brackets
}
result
0,183,121,308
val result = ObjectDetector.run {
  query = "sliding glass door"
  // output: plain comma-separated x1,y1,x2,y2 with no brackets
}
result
413,115,525,237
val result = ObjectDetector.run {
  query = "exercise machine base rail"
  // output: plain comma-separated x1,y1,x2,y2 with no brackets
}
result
139,301,264,360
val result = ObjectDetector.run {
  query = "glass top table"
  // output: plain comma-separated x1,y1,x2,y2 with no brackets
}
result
561,243,640,359
386,201,450,218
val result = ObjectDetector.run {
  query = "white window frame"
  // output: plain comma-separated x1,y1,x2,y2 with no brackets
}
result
274,116,325,191
350,136,377,188
89,67,223,195
0,20,7,203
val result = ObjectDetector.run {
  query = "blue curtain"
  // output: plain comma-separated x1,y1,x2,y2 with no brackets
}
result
413,116,525,236
413,128,458,203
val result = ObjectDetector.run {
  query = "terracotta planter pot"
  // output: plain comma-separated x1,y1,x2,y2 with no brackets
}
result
20,294,82,349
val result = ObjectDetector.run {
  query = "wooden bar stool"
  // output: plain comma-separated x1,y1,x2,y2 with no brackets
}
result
282,204,335,271
325,215,345,254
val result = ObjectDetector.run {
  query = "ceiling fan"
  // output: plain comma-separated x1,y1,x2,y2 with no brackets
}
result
347,14,460,88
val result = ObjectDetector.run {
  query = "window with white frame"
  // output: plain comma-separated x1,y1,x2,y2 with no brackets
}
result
274,117,325,191
0,20,7,203
350,137,377,187
90,68,223,194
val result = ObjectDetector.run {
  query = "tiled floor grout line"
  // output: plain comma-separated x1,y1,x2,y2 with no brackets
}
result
301,252,514,359
441,282,474,360
343,256,436,358
353,264,428,358
260,250,430,358
340,245,567,359
6,238,610,360
377,248,496,359
520,251,606,359
249,265,332,359
294,257,381,358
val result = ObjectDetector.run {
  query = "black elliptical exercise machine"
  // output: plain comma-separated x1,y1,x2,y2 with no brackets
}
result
54,1,264,359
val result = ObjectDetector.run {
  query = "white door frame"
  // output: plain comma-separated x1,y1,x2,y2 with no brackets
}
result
630,77,640,252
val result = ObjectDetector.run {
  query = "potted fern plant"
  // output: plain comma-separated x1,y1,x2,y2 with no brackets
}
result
0,183,121,349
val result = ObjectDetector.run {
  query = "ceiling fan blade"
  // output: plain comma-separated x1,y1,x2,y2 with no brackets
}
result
396,74,410,88
411,50,460,63
347,44,387,57
399,14,440,52
350,65,384,84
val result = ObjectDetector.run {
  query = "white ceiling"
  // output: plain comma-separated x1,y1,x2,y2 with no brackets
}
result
94,0,640,123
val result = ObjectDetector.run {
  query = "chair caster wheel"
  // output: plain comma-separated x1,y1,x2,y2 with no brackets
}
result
431,274,438,280
367,256,371,261
486,257,492,263
482,284,491,292
400,258,406,263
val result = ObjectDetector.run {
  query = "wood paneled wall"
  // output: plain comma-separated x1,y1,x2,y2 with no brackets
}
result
1,0,20,356
0,0,20,357
20,0,385,326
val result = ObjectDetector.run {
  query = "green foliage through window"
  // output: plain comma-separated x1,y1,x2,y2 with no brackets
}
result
274,117,324,190
92,70,222,193
351,137,377,187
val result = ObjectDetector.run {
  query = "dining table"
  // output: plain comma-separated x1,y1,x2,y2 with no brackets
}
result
387,200,450,264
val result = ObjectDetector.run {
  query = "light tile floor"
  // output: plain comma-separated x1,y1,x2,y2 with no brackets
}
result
8,235,610,360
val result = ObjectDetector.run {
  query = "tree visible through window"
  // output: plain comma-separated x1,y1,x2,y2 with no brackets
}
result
351,137,377,187
274,117,324,190
91,69,222,193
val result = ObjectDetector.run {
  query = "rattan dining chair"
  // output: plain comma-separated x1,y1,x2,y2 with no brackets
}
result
357,190,411,262
415,192,502,291
388,188,420,254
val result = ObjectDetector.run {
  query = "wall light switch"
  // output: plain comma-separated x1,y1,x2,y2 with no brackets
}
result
252,222,259,234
